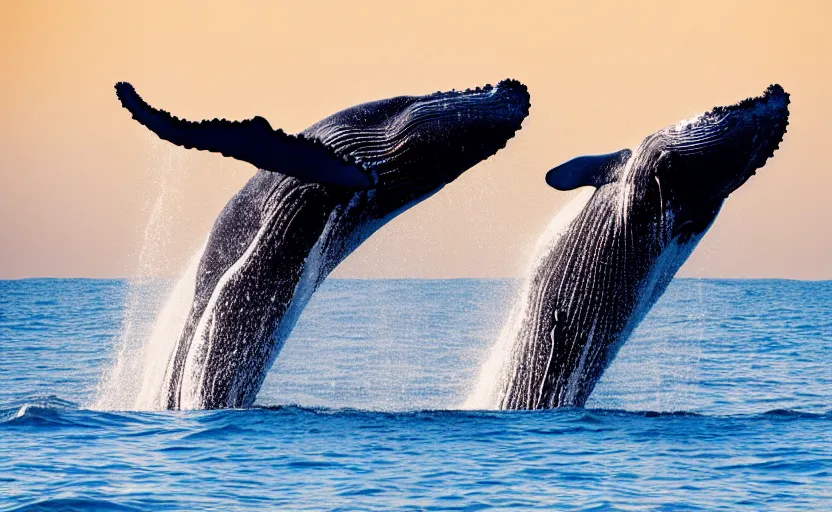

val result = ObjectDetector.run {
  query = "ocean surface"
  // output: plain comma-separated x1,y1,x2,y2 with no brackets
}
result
1,278,830,510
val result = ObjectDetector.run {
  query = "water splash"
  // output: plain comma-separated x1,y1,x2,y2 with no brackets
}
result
92,141,200,411
132,246,204,409
462,188,595,409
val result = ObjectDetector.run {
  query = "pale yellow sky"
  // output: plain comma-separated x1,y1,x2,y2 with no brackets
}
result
1,1,830,279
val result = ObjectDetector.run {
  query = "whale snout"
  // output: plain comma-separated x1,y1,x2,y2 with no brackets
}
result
713,83,790,157
753,84,790,116
491,79,532,129
749,84,790,159
723,84,791,192
418,78,530,142
656,84,790,204
419,78,530,183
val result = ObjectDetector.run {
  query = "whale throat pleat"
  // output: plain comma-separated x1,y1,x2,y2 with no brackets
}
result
500,186,662,409
169,180,339,409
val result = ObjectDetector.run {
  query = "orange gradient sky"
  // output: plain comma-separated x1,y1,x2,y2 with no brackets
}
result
1,1,830,279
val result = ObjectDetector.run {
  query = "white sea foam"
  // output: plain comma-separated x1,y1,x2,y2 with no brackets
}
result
92,142,202,411
133,245,204,409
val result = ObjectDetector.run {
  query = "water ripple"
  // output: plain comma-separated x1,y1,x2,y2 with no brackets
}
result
1,279,830,510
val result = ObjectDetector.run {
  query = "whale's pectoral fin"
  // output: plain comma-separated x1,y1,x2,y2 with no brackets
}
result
115,82,375,190
545,149,632,190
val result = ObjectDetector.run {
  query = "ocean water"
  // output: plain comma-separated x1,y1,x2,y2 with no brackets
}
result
1,278,830,510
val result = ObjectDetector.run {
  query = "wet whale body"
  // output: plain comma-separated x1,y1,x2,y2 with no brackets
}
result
116,80,530,409
490,85,789,410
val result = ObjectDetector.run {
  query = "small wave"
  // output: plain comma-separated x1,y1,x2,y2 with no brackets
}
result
0,396,158,429
0,396,78,425
761,408,831,419
2,406,69,427
180,423,249,441
584,407,832,421
255,404,548,422
638,410,703,418
2,395,78,411
249,403,832,422
9,497,142,512
3,398,828,428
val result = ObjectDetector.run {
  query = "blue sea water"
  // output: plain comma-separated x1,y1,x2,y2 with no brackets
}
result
1,278,830,510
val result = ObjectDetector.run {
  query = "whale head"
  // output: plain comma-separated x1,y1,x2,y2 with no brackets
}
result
115,79,529,196
303,79,531,210
644,84,791,236
547,85,790,241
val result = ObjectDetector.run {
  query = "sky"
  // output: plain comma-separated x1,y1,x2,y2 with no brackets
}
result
1,1,830,279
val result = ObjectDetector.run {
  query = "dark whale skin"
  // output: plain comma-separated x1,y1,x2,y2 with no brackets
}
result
494,85,790,410
117,80,531,409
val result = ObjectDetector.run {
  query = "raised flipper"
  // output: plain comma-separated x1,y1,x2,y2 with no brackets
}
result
545,149,632,190
115,82,374,189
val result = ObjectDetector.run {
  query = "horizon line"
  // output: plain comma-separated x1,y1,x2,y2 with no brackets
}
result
2,276,831,283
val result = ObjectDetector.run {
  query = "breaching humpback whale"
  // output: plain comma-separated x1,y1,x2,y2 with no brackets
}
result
116,80,530,409
482,85,789,410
